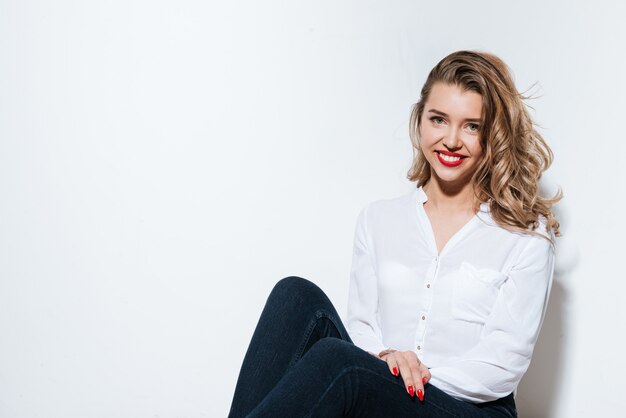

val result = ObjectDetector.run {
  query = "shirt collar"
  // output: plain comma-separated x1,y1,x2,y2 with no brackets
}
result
415,185,491,213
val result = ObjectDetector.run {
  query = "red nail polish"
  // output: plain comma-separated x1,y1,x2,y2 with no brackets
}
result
417,389,424,401
422,377,427,385
408,385,415,397
392,367,398,376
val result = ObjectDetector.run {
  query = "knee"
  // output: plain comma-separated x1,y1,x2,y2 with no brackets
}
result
269,275,325,303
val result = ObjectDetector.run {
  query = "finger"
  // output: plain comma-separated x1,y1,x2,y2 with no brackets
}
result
421,365,432,385
395,354,417,397
384,353,399,377
416,363,431,402
408,353,424,401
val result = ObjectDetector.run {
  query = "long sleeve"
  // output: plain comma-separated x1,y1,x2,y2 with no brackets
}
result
427,232,556,403
345,205,386,354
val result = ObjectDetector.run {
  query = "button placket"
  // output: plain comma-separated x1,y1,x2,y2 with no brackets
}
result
416,254,440,354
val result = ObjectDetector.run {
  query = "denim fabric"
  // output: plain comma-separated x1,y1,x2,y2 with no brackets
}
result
228,276,517,418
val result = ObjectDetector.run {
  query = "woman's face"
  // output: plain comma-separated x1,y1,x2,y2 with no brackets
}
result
419,82,484,188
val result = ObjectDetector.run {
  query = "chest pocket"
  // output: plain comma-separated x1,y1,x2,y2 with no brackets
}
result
451,262,508,324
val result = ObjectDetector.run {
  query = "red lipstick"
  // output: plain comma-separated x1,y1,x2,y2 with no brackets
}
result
436,150,466,157
435,150,467,167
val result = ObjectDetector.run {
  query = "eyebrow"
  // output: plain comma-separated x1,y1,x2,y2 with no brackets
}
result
427,108,482,123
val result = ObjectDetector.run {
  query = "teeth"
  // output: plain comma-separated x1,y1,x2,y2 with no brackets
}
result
438,152,462,162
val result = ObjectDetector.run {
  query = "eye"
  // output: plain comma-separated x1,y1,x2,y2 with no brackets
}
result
467,123,481,132
430,116,445,125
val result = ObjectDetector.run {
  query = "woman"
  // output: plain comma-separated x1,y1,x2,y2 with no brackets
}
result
227,50,562,418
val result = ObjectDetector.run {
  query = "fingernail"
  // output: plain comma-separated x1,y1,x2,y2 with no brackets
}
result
417,389,424,401
408,385,414,397
392,367,398,376
422,377,427,385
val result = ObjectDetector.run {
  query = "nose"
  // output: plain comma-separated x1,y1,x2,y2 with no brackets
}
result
442,125,462,150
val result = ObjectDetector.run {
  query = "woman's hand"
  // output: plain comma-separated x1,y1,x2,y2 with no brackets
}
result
378,349,431,401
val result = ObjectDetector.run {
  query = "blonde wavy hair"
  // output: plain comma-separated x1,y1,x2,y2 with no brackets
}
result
407,50,562,242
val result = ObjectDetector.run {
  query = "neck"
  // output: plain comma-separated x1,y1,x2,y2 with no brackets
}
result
422,177,478,214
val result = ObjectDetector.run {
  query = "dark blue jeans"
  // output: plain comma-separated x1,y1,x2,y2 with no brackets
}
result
228,276,517,417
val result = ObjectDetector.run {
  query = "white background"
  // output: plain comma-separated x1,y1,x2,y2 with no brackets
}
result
1,1,624,417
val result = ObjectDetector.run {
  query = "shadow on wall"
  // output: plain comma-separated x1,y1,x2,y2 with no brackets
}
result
516,275,568,417
516,183,576,417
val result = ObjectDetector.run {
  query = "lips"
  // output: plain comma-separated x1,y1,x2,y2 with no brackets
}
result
435,150,467,167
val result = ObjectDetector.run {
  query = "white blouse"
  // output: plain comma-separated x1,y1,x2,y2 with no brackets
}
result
346,185,555,403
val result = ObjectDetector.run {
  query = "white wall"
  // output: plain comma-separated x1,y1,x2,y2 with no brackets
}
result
1,1,623,417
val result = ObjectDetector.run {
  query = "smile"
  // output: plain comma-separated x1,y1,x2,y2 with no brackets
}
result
435,151,467,167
